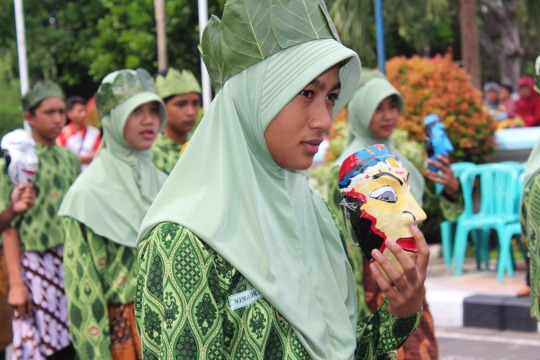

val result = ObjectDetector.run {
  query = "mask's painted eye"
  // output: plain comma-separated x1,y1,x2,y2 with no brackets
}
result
369,185,398,203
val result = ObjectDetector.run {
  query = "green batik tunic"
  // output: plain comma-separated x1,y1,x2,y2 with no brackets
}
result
63,217,138,360
0,143,80,252
135,222,421,360
521,174,540,320
327,166,463,317
152,133,182,175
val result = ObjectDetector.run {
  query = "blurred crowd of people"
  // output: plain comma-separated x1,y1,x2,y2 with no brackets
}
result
484,76,540,129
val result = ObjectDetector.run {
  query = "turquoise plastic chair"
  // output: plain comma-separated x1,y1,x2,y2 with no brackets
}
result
435,162,476,268
466,161,526,274
453,164,519,276
496,170,524,282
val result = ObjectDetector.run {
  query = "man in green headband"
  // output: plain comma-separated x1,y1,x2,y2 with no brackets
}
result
152,67,202,174
0,80,80,359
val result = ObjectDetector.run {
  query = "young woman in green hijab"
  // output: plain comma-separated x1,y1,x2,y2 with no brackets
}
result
329,69,463,360
135,2,429,359
59,69,168,360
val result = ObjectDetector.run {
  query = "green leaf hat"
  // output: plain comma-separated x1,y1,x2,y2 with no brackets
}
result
95,68,157,118
155,68,202,99
200,0,341,93
22,80,65,112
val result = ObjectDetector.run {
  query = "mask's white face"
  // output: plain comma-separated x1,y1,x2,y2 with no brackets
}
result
1,129,39,185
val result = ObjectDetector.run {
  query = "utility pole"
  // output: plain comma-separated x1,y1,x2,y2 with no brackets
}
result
198,0,211,110
154,0,168,72
374,0,386,75
14,0,30,131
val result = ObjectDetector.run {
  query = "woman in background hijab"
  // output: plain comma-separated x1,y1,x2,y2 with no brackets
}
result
59,69,167,360
516,76,540,127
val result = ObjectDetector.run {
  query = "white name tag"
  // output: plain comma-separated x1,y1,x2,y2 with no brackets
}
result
228,288,263,311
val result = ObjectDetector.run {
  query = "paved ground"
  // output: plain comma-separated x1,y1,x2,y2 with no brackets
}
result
425,248,529,328
437,326,540,360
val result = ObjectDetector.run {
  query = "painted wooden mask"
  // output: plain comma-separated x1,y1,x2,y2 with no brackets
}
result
338,144,426,280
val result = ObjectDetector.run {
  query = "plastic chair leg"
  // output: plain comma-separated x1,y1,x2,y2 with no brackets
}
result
480,229,490,271
441,221,453,268
497,228,513,283
471,230,482,270
454,224,469,276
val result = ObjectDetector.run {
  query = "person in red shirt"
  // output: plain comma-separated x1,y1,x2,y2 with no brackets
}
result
516,77,540,127
57,96,101,170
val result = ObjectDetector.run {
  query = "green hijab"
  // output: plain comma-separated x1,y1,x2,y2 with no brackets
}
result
59,70,168,248
139,39,361,359
335,69,425,206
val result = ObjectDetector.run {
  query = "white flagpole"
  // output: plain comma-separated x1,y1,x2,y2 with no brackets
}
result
198,0,211,111
14,0,31,132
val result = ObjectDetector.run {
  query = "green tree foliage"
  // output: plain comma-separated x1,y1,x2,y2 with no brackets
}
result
327,0,453,67
0,0,225,97
0,55,23,138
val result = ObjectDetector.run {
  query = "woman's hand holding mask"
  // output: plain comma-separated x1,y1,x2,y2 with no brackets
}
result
369,224,429,318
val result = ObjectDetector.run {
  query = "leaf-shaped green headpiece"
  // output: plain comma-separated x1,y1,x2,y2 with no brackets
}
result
155,68,202,99
22,80,65,112
95,69,157,118
200,0,341,93
535,55,540,94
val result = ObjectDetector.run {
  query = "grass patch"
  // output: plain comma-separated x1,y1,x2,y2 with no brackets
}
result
0,55,24,138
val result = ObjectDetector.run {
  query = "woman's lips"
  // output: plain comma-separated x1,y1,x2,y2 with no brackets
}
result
382,124,394,132
301,139,322,154
141,130,155,140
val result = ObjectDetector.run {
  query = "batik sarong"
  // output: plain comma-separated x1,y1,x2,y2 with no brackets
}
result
108,302,141,360
12,245,71,360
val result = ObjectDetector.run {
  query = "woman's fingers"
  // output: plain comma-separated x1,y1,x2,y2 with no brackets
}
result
411,224,429,281
436,155,451,167
369,261,398,298
371,246,407,286
381,239,418,287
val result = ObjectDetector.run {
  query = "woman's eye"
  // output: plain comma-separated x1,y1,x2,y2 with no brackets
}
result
151,107,160,114
369,185,398,203
299,90,314,98
327,93,339,102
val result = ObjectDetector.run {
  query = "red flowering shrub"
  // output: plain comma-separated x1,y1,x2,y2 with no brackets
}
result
386,52,495,164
